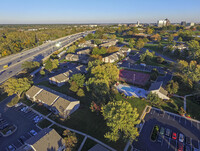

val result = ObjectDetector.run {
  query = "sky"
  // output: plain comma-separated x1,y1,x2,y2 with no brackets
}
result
0,0,200,24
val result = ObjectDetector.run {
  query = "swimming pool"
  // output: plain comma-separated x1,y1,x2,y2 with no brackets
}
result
117,84,147,98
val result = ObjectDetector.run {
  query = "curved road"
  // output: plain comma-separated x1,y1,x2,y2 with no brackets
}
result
0,31,93,84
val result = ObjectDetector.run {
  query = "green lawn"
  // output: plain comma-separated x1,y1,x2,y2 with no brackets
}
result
115,93,147,116
49,107,126,151
186,99,200,120
81,138,97,151
0,93,8,102
32,103,51,116
37,119,52,129
160,97,183,114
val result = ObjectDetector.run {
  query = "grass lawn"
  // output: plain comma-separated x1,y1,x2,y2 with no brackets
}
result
49,107,126,151
160,97,183,114
37,119,52,129
50,124,84,151
32,103,51,116
186,99,200,121
0,93,8,102
115,93,147,116
81,138,97,151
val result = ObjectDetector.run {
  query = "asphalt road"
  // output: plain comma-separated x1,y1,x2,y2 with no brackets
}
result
0,31,93,84
0,96,40,150
133,108,200,151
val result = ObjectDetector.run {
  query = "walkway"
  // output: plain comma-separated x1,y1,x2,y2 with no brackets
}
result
27,104,116,151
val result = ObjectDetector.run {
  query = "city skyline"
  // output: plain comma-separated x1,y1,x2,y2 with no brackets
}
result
0,0,200,24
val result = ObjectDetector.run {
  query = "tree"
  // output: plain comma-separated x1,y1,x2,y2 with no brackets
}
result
44,59,59,72
39,69,45,76
135,38,145,49
90,101,101,113
147,92,162,105
102,101,140,142
69,74,85,96
178,37,183,42
147,27,154,35
129,38,135,49
22,61,40,70
107,46,119,53
94,39,101,45
166,80,179,94
63,130,77,151
77,88,85,97
187,40,200,60
2,77,32,98
168,35,174,43
67,45,77,53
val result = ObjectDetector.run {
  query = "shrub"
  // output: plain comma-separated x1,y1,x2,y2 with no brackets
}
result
151,125,159,141
7,96,19,107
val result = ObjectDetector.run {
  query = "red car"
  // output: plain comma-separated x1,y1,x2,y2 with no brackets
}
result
178,142,184,151
172,132,177,140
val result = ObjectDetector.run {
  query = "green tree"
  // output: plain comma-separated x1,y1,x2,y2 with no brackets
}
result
168,35,174,43
22,61,40,70
147,27,154,35
77,88,85,97
67,45,77,53
94,39,101,45
2,77,32,98
147,92,162,105
135,38,145,49
69,73,85,88
44,59,59,72
178,37,183,42
63,130,77,151
102,101,140,142
129,38,135,49
39,69,45,76
187,40,200,60
166,80,179,94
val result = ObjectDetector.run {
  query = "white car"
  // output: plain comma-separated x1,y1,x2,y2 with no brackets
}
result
15,102,22,107
21,106,28,112
179,133,184,142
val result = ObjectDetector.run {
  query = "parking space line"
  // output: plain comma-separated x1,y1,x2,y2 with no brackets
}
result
179,117,181,123
191,121,193,127
191,138,193,150
197,123,199,130
198,140,200,149
168,114,170,119
185,118,187,125
168,138,171,149
161,136,164,146
17,140,23,145
173,115,175,121
12,144,17,149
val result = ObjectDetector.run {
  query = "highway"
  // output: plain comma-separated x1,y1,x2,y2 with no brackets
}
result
0,31,93,84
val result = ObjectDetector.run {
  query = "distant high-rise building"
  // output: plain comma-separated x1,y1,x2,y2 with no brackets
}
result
181,21,186,26
137,21,140,26
157,18,170,27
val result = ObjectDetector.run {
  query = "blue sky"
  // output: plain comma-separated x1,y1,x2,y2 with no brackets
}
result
0,0,199,24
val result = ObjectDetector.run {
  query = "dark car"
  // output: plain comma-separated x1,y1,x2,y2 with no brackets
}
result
185,145,191,151
165,128,171,137
185,137,191,144
18,136,26,144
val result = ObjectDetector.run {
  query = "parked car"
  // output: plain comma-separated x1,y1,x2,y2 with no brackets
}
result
159,127,165,135
15,102,22,107
157,135,162,143
172,132,177,140
178,142,184,151
7,145,16,151
30,130,37,136
165,128,171,137
185,145,191,151
179,133,184,142
21,106,28,112
185,137,191,144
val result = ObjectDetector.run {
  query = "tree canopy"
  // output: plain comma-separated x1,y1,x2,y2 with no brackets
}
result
1,77,32,98
102,101,140,142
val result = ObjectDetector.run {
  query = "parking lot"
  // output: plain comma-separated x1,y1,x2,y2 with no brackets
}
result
133,108,200,151
0,97,41,151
